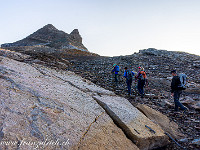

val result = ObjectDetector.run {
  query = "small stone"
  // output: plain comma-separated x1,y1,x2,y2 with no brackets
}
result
53,108,64,113
191,138,200,146
179,138,189,143
30,105,37,109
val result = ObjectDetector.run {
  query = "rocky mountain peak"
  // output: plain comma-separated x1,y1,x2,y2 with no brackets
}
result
41,24,58,31
70,29,80,35
69,29,82,44
27,24,64,42
1,24,88,52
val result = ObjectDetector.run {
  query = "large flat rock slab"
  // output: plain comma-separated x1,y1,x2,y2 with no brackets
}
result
93,95,169,150
0,56,138,150
32,64,115,96
136,104,184,139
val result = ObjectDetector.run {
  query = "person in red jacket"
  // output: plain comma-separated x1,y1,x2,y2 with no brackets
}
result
135,67,147,98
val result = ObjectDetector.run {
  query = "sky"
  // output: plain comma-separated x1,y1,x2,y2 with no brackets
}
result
0,0,200,56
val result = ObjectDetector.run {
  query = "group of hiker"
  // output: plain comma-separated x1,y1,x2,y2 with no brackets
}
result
112,64,188,112
112,64,147,98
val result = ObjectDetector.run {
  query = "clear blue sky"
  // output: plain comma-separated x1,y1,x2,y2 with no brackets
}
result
1,0,200,56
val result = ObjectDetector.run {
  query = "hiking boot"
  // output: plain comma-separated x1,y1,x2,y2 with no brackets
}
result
182,107,189,113
126,93,131,96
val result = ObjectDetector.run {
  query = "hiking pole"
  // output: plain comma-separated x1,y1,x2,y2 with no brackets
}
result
165,132,187,150
147,86,150,94
110,72,115,84
144,84,150,94
134,84,138,95
145,79,150,93
145,125,156,134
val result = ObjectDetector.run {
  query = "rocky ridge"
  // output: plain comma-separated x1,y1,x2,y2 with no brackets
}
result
1,24,88,51
1,24,99,65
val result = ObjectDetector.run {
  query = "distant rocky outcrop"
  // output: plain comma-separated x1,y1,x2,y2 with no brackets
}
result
1,24,88,52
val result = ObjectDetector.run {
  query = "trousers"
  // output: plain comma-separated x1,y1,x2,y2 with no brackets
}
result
138,79,145,96
126,79,132,95
174,90,185,111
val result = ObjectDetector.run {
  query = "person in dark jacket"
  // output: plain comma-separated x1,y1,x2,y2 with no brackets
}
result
171,70,188,111
111,64,119,86
135,67,147,98
124,67,135,95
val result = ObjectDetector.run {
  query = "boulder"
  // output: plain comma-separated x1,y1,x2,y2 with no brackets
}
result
180,96,200,110
191,101,200,110
93,95,169,150
136,104,184,140
191,138,200,146
185,85,200,94
160,99,174,108
180,96,196,105
0,56,138,150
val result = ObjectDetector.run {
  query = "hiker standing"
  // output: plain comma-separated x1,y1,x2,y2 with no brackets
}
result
111,64,120,86
124,67,135,95
135,67,147,98
170,70,188,111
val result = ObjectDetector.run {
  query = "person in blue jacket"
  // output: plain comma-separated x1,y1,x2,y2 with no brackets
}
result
124,67,135,95
111,64,120,86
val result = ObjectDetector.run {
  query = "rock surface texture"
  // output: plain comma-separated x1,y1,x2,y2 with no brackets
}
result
0,46,198,149
94,95,169,150
0,55,140,149
136,104,184,139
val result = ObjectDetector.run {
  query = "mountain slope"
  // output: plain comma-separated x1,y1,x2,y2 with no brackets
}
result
68,48,200,150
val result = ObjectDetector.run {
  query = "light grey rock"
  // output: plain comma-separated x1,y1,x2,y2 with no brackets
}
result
31,65,115,96
93,95,169,150
136,104,184,140
179,138,189,143
191,101,200,110
0,56,138,150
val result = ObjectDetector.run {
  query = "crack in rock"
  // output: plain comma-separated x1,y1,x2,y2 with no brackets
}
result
77,112,105,149
0,127,4,142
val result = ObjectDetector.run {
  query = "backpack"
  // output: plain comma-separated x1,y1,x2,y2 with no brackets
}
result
178,73,187,90
138,71,145,80
126,70,133,80
115,65,120,72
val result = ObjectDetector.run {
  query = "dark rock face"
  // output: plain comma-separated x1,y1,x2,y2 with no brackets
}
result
1,24,88,51
69,29,82,43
